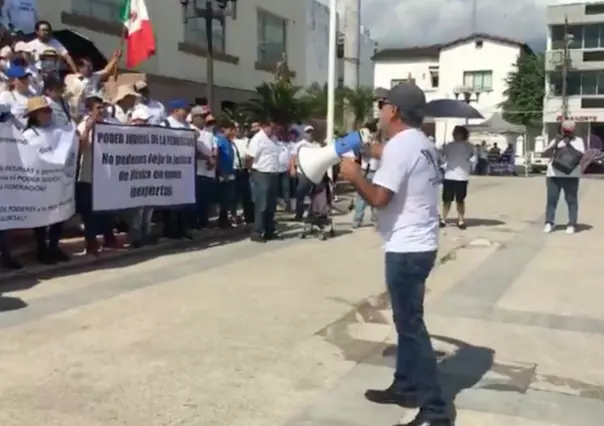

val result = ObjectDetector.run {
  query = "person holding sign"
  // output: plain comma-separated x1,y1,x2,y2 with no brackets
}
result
22,96,71,264
76,95,121,256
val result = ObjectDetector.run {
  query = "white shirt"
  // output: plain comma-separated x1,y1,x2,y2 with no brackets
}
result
372,128,441,253
2,0,37,34
293,140,312,173
441,140,475,181
194,125,216,178
27,64,43,95
246,129,281,173
277,140,291,173
45,96,70,126
76,117,94,183
139,99,166,125
546,136,586,178
361,155,380,173
232,138,247,169
161,115,191,130
77,72,103,100
0,89,31,128
27,38,67,68
106,103,130,124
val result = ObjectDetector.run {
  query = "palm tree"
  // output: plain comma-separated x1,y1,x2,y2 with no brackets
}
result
240,81,309,125
342,86,375,128
303,82,346,124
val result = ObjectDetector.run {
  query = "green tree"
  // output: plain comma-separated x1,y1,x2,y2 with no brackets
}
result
499,52,545,127
343,86,374,127
303,82,346,122
240,81,309,125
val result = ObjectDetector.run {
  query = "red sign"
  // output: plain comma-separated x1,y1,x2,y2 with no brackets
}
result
556,115,598,122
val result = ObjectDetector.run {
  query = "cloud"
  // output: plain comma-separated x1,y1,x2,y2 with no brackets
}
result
360,0,598,50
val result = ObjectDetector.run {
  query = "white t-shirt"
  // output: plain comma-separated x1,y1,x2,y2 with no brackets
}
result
277,140,291,173
45,96,71,126
106,104,130,124
194,126,216,178
246,129,281,173
76,117,94,183
0,89,31,128
546,137,586,178
2,0,37,34
441,140,475,181
27,38,67,68
232,138,247,169
372,128,441,253
139,99,166,125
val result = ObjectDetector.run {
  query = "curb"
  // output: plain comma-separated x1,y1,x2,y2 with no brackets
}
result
0,225,252,285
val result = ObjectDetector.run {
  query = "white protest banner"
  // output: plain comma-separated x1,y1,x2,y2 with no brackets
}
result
91,123,196,211
0,123,78,230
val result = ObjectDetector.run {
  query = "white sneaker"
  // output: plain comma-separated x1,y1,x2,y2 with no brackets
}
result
565,225,576,234
543,223,554,233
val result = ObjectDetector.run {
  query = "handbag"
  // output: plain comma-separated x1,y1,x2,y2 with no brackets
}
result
551,137,583,174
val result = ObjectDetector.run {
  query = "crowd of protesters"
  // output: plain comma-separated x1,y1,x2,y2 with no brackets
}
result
0,16,326,271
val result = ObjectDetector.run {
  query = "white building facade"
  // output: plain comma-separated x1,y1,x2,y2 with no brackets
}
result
544,2,604,148
304,0,376,88
373,34,530,147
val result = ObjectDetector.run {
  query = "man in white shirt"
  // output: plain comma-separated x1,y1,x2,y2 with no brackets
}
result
27,20,77,73
189,106,217,229
439,125,475,229
339,82,451,426
352,149,380,228
1,0,37,35
277,134,293,213
245,121,282,242
133,80,166,125
542,119,585,234
232,122,254,224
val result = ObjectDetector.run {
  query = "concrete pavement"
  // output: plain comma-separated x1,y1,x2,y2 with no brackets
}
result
0,176,602,425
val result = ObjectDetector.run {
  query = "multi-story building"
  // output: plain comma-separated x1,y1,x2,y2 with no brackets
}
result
40,0,306,108
303,0,375,88
544,2,604,145
372,33,531,145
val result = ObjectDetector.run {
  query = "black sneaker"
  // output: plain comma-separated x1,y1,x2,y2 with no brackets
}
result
263,232,282,241
364,385,420,408
250,233,265,243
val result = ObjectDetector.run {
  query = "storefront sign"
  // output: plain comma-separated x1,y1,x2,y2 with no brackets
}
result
556,115,598,122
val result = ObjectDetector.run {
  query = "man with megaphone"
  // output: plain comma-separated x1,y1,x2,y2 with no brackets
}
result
338,83,452,426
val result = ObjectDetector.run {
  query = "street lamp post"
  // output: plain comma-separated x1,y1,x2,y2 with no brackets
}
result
453,89,481,124
180,0,237,110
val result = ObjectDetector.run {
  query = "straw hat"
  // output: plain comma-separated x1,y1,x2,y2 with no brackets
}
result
25,97,51,116
112,84,140,104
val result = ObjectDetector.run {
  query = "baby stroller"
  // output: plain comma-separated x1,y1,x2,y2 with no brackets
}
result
299,173,335,241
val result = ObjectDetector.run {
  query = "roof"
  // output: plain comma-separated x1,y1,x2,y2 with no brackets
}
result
371,33,532,61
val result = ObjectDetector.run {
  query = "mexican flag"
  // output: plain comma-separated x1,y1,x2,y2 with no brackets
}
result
119,0,155,68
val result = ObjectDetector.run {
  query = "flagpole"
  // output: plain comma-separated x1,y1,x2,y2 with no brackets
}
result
113,27,127,81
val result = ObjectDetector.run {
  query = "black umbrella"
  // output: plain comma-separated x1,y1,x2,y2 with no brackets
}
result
53,29,108,70
425,99,483,119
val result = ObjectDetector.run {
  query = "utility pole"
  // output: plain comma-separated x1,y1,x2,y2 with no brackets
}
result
561,16,571,119
342,0,360,130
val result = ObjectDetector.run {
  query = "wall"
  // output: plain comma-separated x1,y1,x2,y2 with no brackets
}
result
543,96,604,122
40,0,306,105
373,58,441,97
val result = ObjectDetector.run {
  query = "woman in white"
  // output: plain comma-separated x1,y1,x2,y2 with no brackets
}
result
0,64,32,128
22,97,73,264
542,119,585,234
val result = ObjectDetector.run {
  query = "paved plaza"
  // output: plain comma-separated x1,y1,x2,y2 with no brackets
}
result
1,176,603,425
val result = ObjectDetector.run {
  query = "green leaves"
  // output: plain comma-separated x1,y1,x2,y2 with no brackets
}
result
499,52,545,127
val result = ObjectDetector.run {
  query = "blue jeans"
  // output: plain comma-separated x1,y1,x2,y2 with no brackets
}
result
354,171,376,224
251,170,279,236
218,178,236,224
545,177,579,226
386,250,447,419
195,175,217,228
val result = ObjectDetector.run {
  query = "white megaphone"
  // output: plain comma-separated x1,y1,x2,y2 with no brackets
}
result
297,129,370,184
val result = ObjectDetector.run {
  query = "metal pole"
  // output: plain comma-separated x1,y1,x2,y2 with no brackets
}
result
343,0,359,130
561,16,570,119
205,0,215,110
327,0,337,144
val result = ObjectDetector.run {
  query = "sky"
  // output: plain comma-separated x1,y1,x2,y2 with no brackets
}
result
359,0,593,50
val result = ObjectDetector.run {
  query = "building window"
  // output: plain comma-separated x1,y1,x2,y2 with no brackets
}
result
549,71,604,96
257,10,286,64
184,18,226,52
584,50,604,61
72,0,121,22
463,70,492,91
475,40,483,49
550,24,604,49
585,4,604,15
429,67,439,88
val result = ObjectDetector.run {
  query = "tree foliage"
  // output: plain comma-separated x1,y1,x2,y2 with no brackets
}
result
240,81,309,125
499,52,545,127
342,86,374,127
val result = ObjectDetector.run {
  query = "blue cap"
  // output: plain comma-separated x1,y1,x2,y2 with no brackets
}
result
168,99,189,110
6,66,29,79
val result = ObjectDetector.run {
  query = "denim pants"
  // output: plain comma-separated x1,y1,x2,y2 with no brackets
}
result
195,175,217,228
279,172,292,210
218,178,236,224
545,177,579,226
33,222,63,252
128,207,154,243
251,170,279,236
294,174,313,219
234,169,254,223
75,182,116,245
386,250,447,419
353,171,376,224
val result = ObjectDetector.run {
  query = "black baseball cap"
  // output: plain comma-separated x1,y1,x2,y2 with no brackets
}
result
381,82,426,126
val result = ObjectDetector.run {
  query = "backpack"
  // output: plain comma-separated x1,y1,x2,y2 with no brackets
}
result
552,137,584,174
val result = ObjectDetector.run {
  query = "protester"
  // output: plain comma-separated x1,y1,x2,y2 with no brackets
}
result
133,80,165,125
232,122,254,224
27,20,77,73
215,117,237,228
160,99,193,239
76,95,122,255
245,121,281,242
107,84,140,123
339,82,451,426
277,128,293,213
189,106,216,229
42,75,70,126
22,96,71,264
439,125,475,229
351,135,380,229
0,64,33,128
542,119,585,234
1,0,38,36
291,125,317,220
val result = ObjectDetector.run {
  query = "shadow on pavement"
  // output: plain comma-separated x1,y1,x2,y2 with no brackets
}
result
463,218,506,228
0,295,27,312
554,223,593,232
